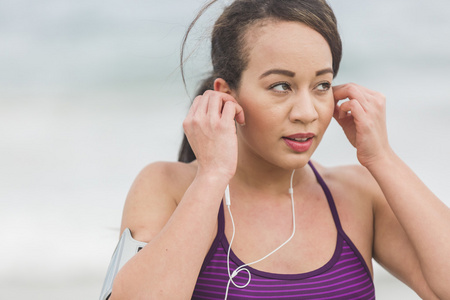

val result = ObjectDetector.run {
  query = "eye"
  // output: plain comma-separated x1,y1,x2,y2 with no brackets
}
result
270,82,291,93
316,82,331,92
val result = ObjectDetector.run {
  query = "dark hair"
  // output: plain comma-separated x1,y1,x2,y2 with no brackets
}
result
178,0,342,163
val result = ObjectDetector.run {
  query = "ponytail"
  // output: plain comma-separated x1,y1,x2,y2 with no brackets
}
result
178,75,215,163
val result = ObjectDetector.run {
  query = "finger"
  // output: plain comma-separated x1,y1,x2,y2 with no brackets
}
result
188,92,210,121
214,92,245,125
232,102,245,125
188,95,203,117
335,83,381,100
333,83,366,103
337,100,351,119
332,84,348,102
333,83,369,109
221,100,245,125
196,90,213,116
339,99,366,121
207,93,222,120
195,90,245,125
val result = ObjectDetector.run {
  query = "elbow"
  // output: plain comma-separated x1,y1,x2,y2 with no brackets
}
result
421,270,450,300
109,271,163,300
108,265,195,299
109,271,130,300
108,284,122,300
431,283,450,300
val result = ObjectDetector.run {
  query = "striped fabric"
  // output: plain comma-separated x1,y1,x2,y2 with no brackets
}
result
192,162,375,299
192,235,374,299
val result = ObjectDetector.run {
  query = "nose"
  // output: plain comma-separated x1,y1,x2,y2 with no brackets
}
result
289,91,319,124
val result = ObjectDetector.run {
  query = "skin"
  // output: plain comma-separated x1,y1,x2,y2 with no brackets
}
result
110,21,450,299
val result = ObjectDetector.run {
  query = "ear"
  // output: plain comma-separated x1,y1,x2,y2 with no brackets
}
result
214,78,232,94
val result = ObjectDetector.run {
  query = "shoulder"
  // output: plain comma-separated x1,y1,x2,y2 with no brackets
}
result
129,161,198,202
310,161,384,233
120,161,198,242
315,162,390,217
312,161,382,199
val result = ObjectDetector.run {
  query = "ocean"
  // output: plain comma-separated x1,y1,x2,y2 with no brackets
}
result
0,0,449,299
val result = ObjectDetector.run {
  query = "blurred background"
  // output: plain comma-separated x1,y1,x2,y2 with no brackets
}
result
1,0,449,298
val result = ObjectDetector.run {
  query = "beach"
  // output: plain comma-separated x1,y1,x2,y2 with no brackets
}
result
1,0,449,299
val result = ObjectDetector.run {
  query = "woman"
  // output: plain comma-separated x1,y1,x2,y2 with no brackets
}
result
107,0,450,299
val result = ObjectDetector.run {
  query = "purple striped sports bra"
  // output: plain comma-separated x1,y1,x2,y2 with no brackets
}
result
192,162,375,299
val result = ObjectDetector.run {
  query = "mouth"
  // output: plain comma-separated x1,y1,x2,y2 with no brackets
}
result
283,137,312,142
282,133,315,152
283,133,315,141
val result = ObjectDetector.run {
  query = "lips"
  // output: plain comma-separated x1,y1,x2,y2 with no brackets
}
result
282,133,315,152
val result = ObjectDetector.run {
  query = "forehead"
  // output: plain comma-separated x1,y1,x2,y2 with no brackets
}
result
243,21,333,75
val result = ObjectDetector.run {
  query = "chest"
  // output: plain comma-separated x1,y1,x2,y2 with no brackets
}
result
221,187,374,276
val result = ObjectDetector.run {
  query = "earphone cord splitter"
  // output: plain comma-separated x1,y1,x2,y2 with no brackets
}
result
224,170,296,300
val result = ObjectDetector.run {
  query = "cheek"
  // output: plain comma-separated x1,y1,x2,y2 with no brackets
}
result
236,92,279,129
317,95,335,126
241,105,278,133
236,100,281,144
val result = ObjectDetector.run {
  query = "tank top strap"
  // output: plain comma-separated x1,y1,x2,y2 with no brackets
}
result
218,201,225,233
308,161,344,232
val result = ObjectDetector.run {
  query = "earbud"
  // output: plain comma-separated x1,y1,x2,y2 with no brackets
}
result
225,185,231,206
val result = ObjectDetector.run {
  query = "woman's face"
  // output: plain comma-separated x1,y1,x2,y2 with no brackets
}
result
232,21,335,170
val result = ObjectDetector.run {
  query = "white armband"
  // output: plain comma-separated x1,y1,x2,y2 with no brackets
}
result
99,228,148,300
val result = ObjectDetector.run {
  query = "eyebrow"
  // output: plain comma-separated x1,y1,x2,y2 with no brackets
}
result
259,69,296,79
316,68,334,77
259,67,334,79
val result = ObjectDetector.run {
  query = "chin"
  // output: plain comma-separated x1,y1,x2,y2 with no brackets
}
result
290,158,312,170
276,153,313,171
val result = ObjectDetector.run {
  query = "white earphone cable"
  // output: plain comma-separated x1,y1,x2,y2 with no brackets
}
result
224,170,296,299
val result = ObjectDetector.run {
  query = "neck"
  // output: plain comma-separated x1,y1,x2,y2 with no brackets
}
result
232,155,310,198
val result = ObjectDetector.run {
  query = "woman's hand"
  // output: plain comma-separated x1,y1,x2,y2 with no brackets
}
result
333,83,393,167
183,90,245,180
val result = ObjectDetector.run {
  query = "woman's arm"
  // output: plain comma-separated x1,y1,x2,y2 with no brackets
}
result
110,89,245,299
110,162,227,299
334,83,450,299
369,152,450,299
